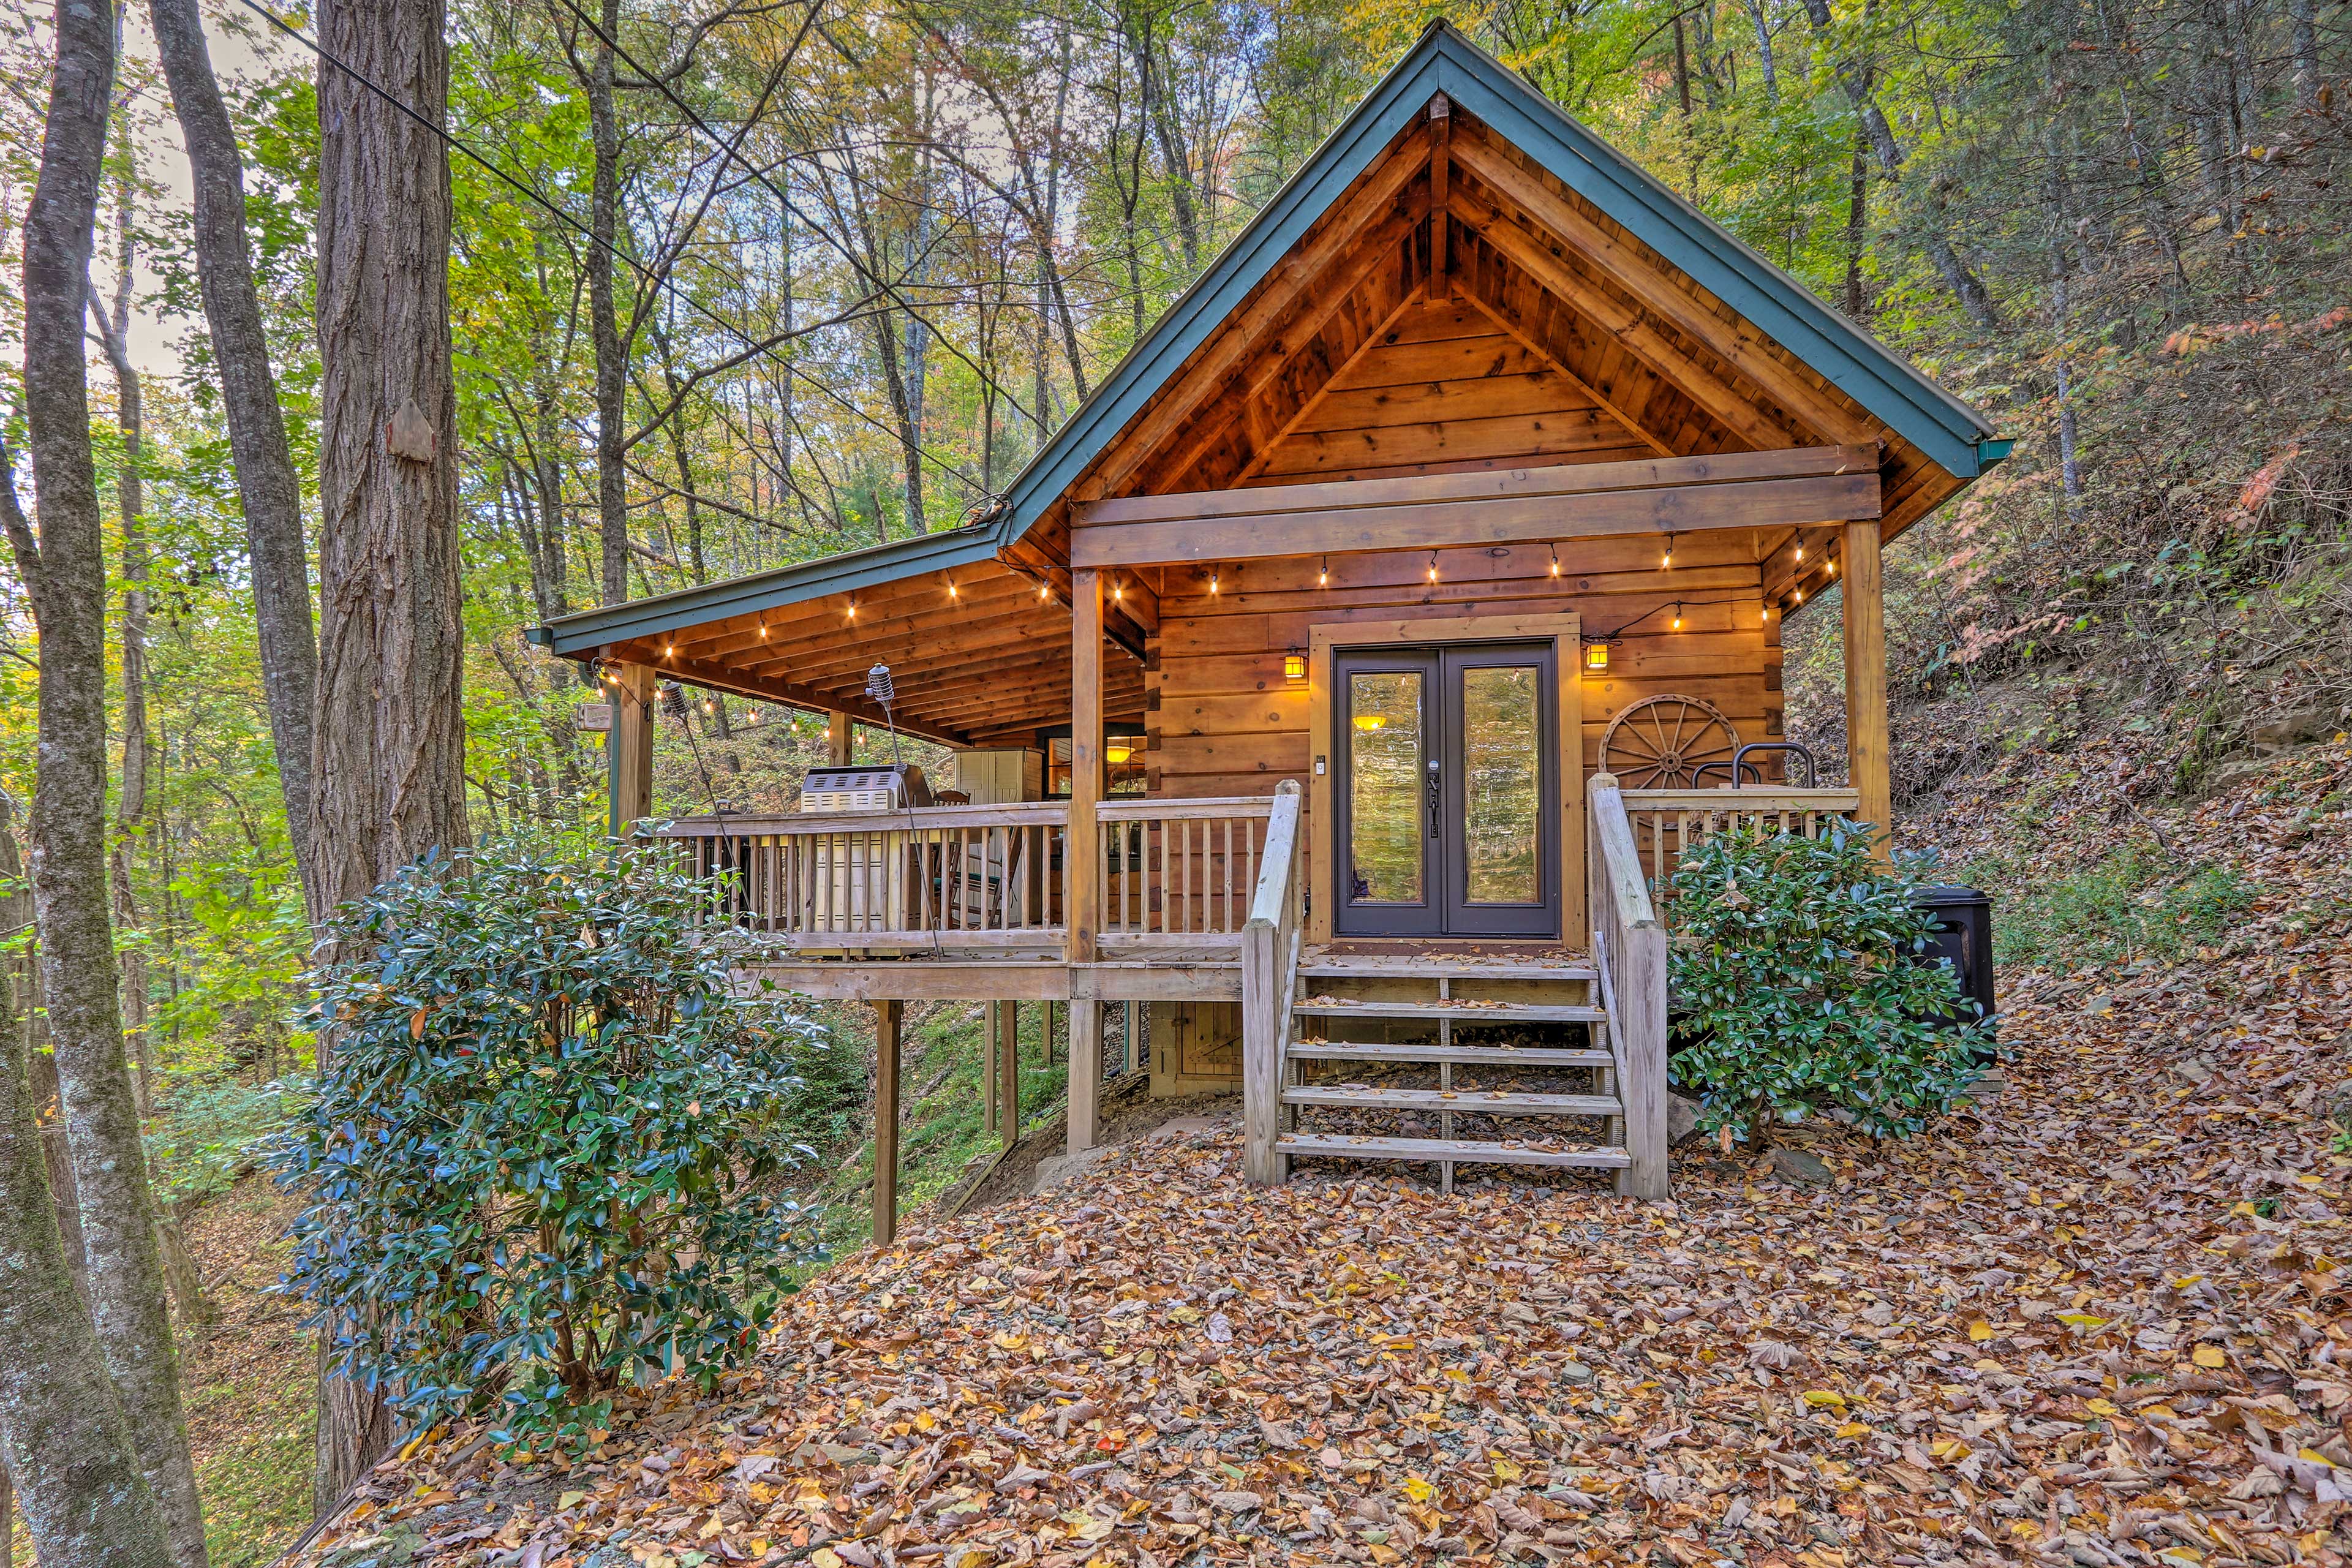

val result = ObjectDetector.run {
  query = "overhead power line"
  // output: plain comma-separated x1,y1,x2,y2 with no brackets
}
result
233,0,990,497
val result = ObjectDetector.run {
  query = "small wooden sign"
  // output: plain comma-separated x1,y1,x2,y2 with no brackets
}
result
576,703,612,733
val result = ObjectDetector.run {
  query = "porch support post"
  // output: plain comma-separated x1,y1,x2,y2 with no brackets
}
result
1068,1003,1101,1156
998,1000,1020,1148
1067,568,1104,968
827,710,854,766
872,999,901,1248
982,1001,999,1134
1841,519,1891,859
608,661,655,838
1122,1001,1139,1074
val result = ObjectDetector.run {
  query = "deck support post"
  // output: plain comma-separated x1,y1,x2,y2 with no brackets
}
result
998,1001,1020,1147
1068,1003,1101,1156
873,999,901,1247
1122,1001,1139,1075
982,1001,998,1134
827,710,854,767
606,661,655,839
1841,519,1891,859
1066,568,1104,1151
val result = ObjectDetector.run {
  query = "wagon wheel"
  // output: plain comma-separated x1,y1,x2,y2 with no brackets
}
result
1600,694,1741,789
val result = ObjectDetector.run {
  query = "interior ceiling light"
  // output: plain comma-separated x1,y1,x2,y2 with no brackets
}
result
1106,741,1133,764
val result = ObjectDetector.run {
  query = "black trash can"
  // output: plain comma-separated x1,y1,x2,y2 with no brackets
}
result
1912,885,1996,1054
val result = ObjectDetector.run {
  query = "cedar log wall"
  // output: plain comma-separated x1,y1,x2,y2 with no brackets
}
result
1128,296,1784,811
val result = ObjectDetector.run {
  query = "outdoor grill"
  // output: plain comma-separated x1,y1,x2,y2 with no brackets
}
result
799,765,931,813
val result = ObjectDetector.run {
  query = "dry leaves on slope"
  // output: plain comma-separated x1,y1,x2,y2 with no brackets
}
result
296,749,2352,1568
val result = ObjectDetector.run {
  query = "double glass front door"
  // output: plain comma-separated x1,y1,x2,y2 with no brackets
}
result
1334,641,1559,938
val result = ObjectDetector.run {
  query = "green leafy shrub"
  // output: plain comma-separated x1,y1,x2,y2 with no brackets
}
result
265,829,827,1447
1667,821,1985,1147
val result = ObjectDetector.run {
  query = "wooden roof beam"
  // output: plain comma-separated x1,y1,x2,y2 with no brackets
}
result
1449,184,1798,453
1450,135,1877,448
1070,445,1881,569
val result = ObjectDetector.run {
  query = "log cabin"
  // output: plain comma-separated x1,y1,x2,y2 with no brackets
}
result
526,21,2005,1232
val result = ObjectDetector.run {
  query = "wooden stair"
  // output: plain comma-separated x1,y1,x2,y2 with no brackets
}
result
1276,950,1625,1190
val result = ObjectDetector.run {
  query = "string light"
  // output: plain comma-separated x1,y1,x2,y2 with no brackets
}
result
1040,581,1050,600
1662,533,1675,570
1672,603,1684,631
1796,542,1805,562
703,698,715,715
846,597,857,620
758,623,767,638
1427,550,1439,582
1793,587,1804,605
663,644,674,657
1210,568,1220,594
948,580,959,601
1318,556,1329,587
1113,579,1123,603
1827,557,1838,578
1549,545,1560,577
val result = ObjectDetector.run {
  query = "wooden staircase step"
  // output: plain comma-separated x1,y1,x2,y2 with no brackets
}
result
1290,998,1605,1023
1297,956,1599,982
1276,1133,1630,1169
1287,1042,1612,1067
1283,1085,1620,1117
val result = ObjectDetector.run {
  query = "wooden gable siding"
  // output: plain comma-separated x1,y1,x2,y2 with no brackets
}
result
1143,532,1782,803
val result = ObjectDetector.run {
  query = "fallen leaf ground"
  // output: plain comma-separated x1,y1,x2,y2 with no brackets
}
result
296,744,2352,1568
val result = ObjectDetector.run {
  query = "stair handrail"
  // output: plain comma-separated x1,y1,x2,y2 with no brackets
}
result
1588,772,1670,1200
1241,779,1305,1186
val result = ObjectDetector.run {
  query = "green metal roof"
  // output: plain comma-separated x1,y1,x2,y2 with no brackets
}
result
533,19,1997,661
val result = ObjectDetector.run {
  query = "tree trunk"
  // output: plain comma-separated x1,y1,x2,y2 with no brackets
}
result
311,0,470,1510
1,810,172,1568
92,146,154,1123
586,0,630,606
148,0,323,922
9,6,210,1564
1842,121,1868,320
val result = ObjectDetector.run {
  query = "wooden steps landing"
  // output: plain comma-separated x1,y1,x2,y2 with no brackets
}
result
1276,951,1622,1191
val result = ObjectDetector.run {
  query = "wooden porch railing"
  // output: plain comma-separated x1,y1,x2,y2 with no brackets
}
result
1588,773,1669,1200
652,801,1068,948
1096,796,1278,943
1619,787,1863,910
1240,781,1305,1186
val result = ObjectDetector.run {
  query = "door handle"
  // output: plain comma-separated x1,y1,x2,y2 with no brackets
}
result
1425,758,1442,837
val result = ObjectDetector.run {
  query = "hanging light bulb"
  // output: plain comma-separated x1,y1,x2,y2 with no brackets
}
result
948,580,959,601
1672,603,1684,632
1318,556,1329,587
1828,556,1838,578
1793,587,1804,605
1114,579,1124,603
1039,581,1050,600
664,644,674,657
1796,542,1805,562
1427,550,1439,582
703,698,715,715
1549,545,1561,578
1662,534,1676,570
758,623,768,638
846,597,857,620
1210,568,1220,594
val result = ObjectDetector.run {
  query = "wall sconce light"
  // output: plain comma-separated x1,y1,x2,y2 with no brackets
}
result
1283,648,1306,681
1106,741,1134,765
1583,641,1611,674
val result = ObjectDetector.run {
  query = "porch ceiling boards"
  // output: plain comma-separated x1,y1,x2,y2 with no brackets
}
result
583,553,1147,748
